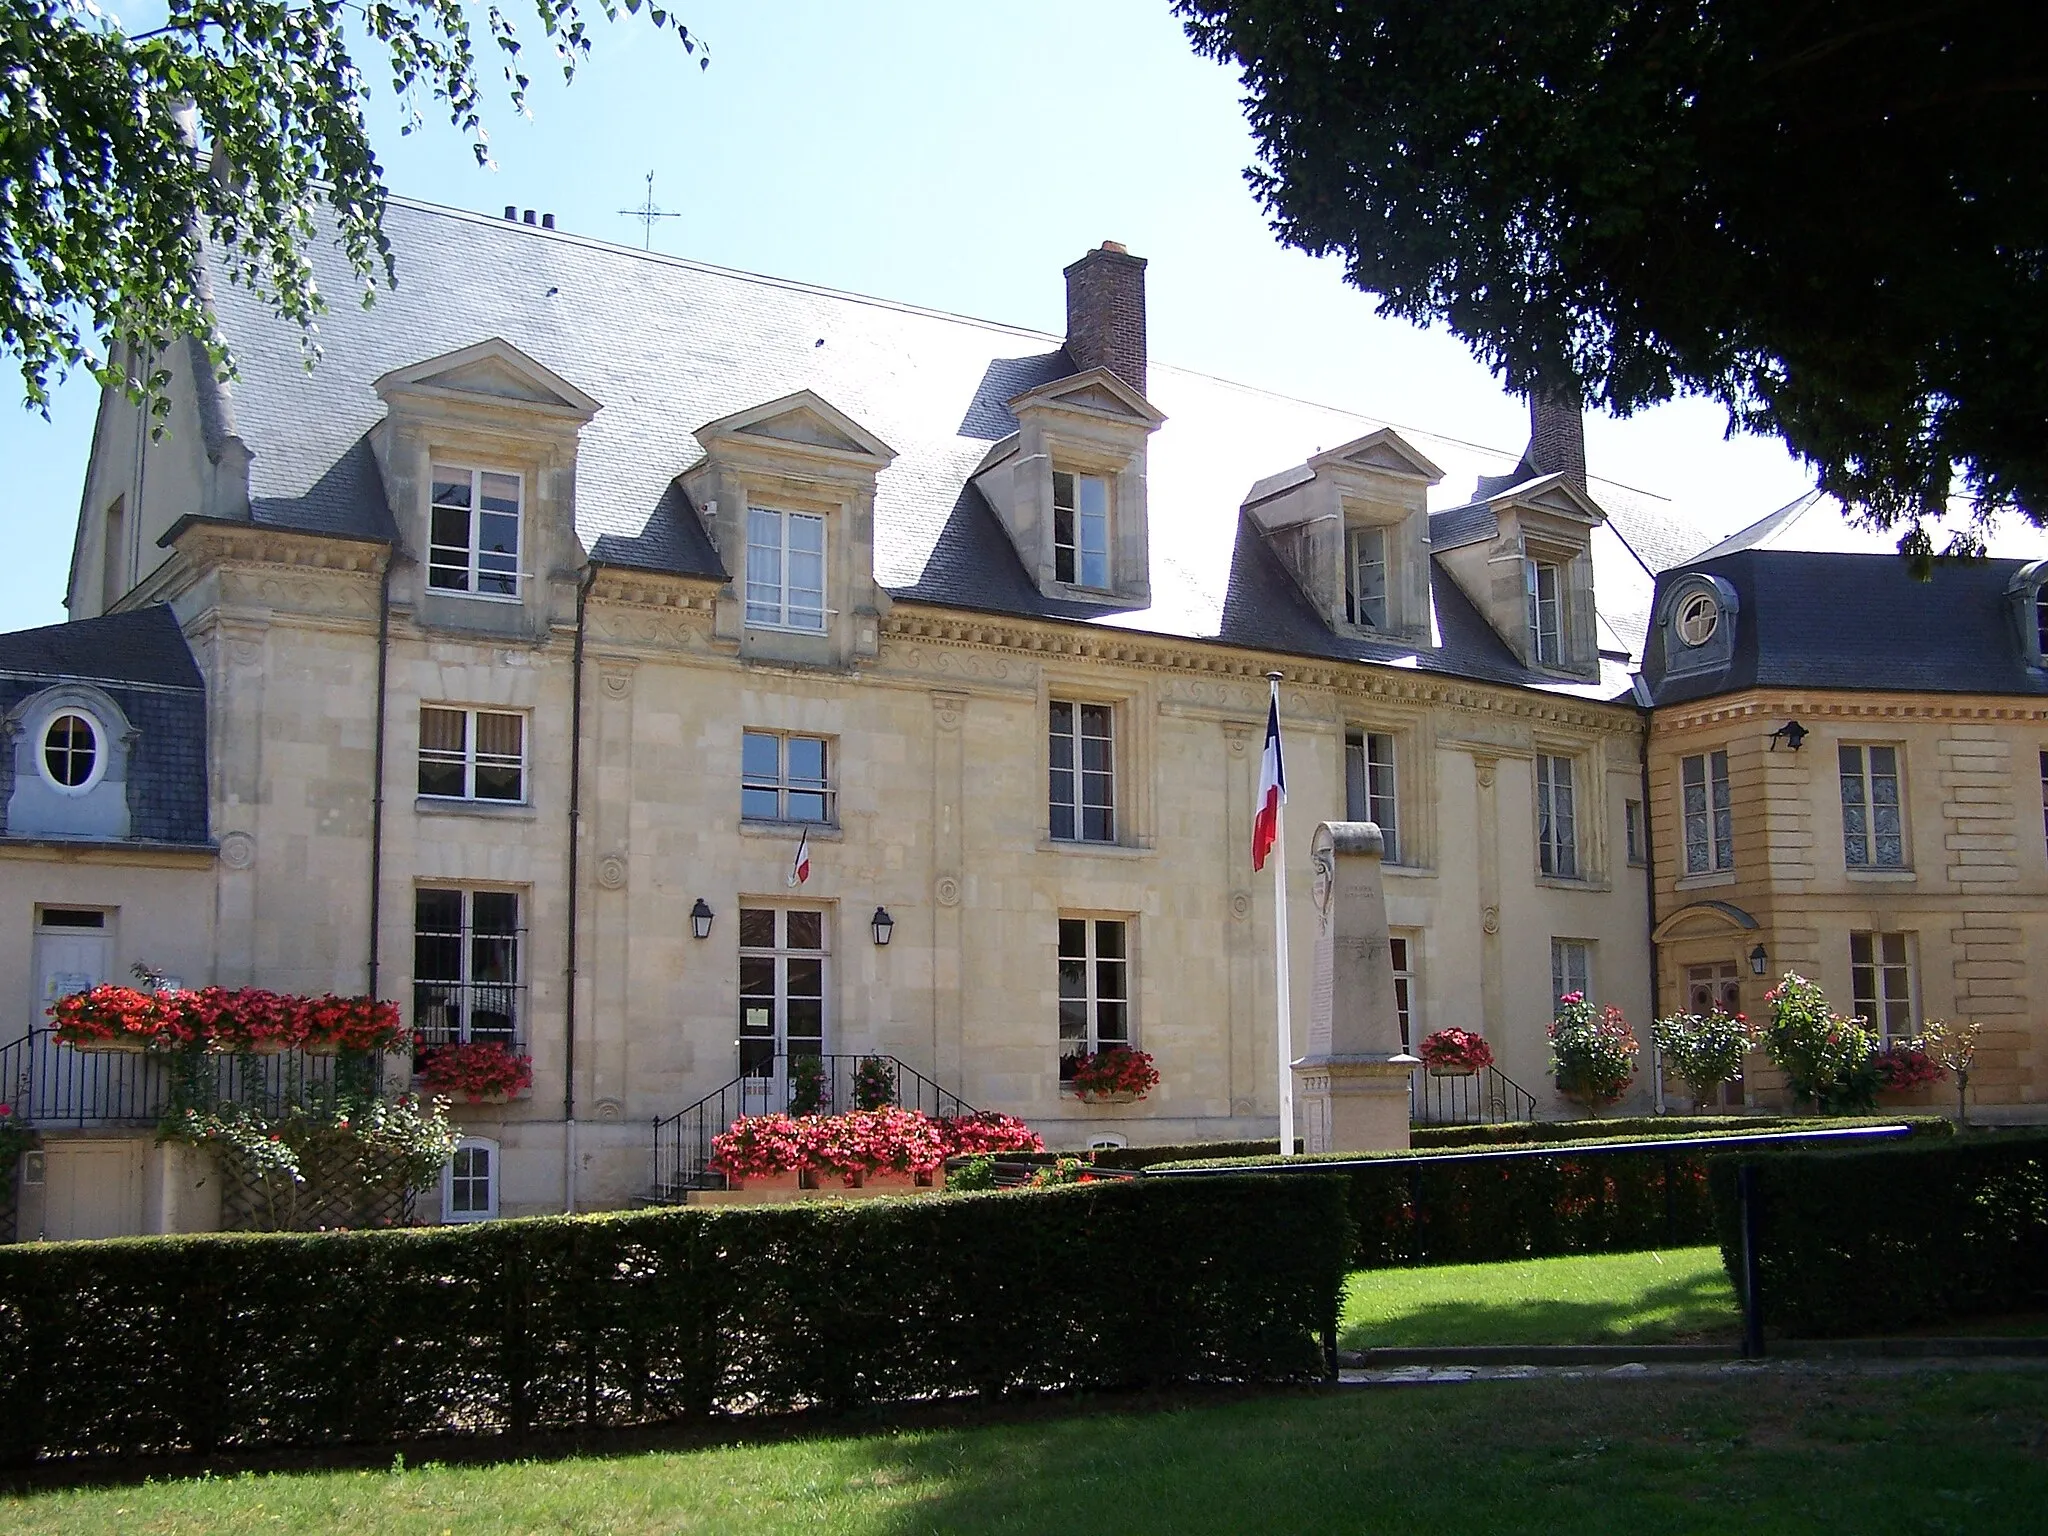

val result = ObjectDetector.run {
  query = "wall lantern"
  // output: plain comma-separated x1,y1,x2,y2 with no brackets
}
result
690,898,715,941
1748,943,1769,977
1768,720,1808,753
871,906,895,946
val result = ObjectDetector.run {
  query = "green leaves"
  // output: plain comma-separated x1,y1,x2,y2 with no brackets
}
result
0,0,706,418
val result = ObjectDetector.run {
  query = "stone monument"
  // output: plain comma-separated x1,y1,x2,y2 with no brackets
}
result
1294,820,1419,1153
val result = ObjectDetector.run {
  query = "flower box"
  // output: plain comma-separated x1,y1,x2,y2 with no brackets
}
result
861,1169,933,1191
1419,1028,1495,1075
1076,1089,1141,1104
728,1169,810,1193
1425,1066,1476,1079
1066,1047,1159,1102
67,1036,152,1054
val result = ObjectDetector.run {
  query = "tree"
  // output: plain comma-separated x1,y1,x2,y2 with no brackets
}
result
2,0,703,416
1177,2,2048,541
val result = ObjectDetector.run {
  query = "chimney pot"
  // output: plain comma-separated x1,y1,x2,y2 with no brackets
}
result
1063,243,1148,397
504,205,518,221
523,209,537,225
541,212,555,230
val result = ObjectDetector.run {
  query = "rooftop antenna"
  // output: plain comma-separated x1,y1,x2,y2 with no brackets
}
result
618,171,680,251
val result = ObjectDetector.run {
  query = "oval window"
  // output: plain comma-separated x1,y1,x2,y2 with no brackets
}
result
1675,591,1720,647
42,712,99,789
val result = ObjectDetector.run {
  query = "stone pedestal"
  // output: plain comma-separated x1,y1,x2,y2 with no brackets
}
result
1294,821,1420,1154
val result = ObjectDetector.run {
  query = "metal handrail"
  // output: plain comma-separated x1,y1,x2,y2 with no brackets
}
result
1409,1062,1539,1125
650,1053,978,1198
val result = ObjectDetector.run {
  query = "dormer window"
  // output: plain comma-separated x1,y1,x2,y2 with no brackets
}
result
745,507,828,632
1526,558,1564,666
429,466,522,599
1053,470,1111,589
1676,589,1722,646
42,712,100,791
1347,527,1388,627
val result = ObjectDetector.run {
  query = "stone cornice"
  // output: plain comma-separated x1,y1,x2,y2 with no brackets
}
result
1652,691,2048,738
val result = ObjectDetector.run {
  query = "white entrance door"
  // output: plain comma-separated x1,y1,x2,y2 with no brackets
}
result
35,910,111,1020
31,909,118,1124
736,906,828,1113
39,1139,146,1240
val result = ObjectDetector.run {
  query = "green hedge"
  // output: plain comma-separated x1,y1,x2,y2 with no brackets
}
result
1708,1131,2048,1338
0,1174,1349,1462
1410,1115,1801,1149
1153,1118,1952,1270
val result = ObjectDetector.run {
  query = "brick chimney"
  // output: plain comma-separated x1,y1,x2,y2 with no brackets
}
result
1526,386,1588,493
1063,242,1148,397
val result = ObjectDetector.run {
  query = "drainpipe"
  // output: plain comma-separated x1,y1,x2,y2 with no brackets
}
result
1632,677,1664,1112
563,562,598,1212
366,554,394,997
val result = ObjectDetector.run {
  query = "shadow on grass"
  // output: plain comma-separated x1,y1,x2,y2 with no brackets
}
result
1341,1268,1740,1350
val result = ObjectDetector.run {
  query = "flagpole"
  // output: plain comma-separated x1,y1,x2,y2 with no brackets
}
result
1268,672,1295,1159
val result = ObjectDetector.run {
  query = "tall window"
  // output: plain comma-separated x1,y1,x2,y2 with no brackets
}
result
738,908,827,1075
1684,961,1746,1107
1053,470,1110,589
1535,753,1578,878
1347,526,1387,627
1551,939,1591,1007
101,496,126,612
1049,700,1115,843
1851,932,1915,1040
429,465,522,598
1681,750,1733,874
443,1138,499,1223
741,732,834,824
418,707,526,802
1526,558,1563,665
746,507,827,631
2039,750,2046,852
414,888,523,1046
1058,916,1130,1080
1390,933,1418,1051
1839,744,1906,868
1345,729,1400,863
1624,799,1647,866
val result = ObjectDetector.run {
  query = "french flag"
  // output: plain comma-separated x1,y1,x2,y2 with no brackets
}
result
1252,692,1286,872
787,827,811,888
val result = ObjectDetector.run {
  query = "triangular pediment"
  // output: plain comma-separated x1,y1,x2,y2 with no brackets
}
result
374,338,600,420
1310,428,1445,485
1489,470,1606,525
697,390,897,466
1007,367,1166,427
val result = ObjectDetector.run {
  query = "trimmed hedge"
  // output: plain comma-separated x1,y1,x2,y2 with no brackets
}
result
0,1173,1349,1463
1153,1118,1952,1270
1708,1131,2048,1338
1409,1115,1802,1149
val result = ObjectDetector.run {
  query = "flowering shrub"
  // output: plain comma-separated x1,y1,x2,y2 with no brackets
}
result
1418,1028,1494,1073
50,985,402,1053
1548,993,1638,1115
1651,1009,1755,1106
1068,1047,1160,1099
1027,1156,1092,1187
787,1053,830,1116
1763,972,1878,1113
413,1039,534,1101
162,1091,459,1215
852,1056,897,1111
1873,1040,1945,1093
711,1108,1043,1182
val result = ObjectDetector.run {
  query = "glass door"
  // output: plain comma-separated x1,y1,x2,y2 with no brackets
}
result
737,907,828,1113
1685,961,1747,1107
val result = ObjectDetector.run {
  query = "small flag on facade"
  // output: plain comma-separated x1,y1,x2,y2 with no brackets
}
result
1252,691,1287,872
787,826,811,888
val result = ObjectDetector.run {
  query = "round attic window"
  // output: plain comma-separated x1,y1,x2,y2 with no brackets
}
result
41,712,101,791
1675,590,1721,648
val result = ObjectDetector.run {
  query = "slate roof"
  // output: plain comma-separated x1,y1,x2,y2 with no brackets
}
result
1641,550,2048,704
0,606,211,847
200,195,1730,704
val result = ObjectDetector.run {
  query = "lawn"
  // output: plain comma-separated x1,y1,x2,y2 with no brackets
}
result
5,1370,2046,1534
1341,1246,1739,1350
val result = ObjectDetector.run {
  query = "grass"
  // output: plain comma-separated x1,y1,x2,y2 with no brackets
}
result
5,1370,2046,1533
1340,1246,1739,1350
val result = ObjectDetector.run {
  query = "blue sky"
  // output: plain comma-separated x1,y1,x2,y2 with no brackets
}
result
1,0,1819,631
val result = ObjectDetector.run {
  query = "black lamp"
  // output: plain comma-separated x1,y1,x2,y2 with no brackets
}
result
1768,720,1808,752
871,906,894,946
1748,943,1769,977
690,898,715,940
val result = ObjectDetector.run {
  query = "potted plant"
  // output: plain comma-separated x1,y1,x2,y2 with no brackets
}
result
709,1112,810,1192
1650,1008,1755,1111
1417,1028,1494,1077
1067,1046,1159,1104
1923,1018,1982,1125
299,995,406,1055
49,984,195,1052
1549,993,1638,1117
1762,972,1879,1114
414,1039,534,1103
851,1055,897,1111
1872,1038,1945,1106
786,1053,830,1116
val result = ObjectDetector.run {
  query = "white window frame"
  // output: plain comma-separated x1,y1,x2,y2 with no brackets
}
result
1058,914,1132,1081
1551,938,1592,1007
1390,931,1419,1052
1681,750,1734,874
36,708,106,796
1049,698,1116,844
740,731,836,825
428,464,523,601
1850,931,1916,1042
1052,470,1111,590
1345,728,1400,864
1674,590,1721,647
1624,798,1647,866
418,706,528,804
442,1137,500,1223
1839,743,1907,869
737,906,830,1075
1347,525,1388,627
1526,558,1564,665
745,506,828,632
1535,753,1579,879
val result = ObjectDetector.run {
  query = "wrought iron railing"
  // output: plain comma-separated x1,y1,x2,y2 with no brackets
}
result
650,1053,977,1198
1410,1062,1539,1126
0,1028,386,1129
